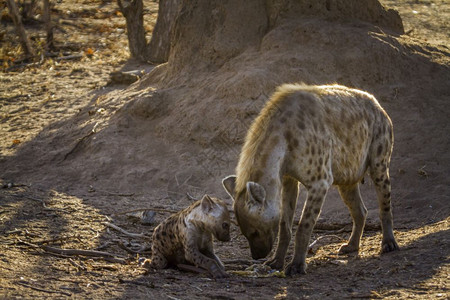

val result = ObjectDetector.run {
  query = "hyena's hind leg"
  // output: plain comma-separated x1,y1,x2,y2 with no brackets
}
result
369,157,399,253
337,183,368,254
143,247,168,270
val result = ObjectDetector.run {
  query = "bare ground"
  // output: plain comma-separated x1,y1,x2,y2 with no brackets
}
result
1,0,449,299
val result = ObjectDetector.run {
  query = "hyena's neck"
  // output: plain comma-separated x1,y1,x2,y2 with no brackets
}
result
244,133,287,220
184,204,210,233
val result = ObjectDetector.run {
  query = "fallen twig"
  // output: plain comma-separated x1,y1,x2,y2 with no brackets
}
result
103,222,148,239
177,264,208,274
68,258,87,271
116,239,142,254
54,54,83,61
90,187,135,197
114,207,178,215
308,234,346,254
16,281,72,296
223,259,262,266
40,245,126,259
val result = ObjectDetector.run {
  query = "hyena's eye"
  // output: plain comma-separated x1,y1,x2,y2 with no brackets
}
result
222,222,229,230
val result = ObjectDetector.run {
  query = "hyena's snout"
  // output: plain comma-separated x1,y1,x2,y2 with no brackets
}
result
249,238,273,259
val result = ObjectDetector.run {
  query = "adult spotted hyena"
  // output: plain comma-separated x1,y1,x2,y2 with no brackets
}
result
223,83,399,275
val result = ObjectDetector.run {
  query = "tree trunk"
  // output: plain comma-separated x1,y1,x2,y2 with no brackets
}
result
146,0,181,63
43,0,54,50
6,0,35,57
117,0,147,61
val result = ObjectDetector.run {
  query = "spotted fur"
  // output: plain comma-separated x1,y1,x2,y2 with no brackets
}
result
223,83,399,275
144,195,230,278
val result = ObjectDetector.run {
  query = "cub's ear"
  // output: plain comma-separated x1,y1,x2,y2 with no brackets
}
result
246,182,266,206
222,175,237,201
201,194,213,212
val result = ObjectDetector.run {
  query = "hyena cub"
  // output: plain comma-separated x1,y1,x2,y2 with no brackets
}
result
144,195,231,278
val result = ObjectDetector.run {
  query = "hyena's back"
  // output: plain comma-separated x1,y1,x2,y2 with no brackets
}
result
270,84,393,186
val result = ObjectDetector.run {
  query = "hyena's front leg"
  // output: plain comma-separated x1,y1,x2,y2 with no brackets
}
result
185,238,228,278
202,244,225,271
265,177,299,270
337,183,368,254
285,182,329,275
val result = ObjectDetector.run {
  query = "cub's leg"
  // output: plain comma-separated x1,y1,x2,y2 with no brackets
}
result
337,183,368,254
265,176,299,270
285,180,330,275
184,236,228,278
370,160,399,253
202,244,225,271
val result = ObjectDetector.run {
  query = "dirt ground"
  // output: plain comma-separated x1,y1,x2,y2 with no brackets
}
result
1,0,449,299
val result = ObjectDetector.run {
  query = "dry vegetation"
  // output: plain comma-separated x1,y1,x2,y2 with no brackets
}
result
1,0,449,299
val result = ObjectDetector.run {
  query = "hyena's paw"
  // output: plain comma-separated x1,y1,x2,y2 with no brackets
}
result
338,243,359,255
381,238,399,253
264,257,285,270
284,261,306,276
140,258,152,269
209,263,229,279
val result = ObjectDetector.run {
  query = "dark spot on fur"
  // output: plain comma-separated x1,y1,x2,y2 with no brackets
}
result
285,130,293,142
313,208,320,214
297,120,305,130
162,231,167,236
377,144,383,156
311,146,315,155
384,207,390,212
304,212,311,219
384,178,390,185
319,157,323,165
384,192,391,199
280,117,287,123
304,222,310,229
311,176,316,181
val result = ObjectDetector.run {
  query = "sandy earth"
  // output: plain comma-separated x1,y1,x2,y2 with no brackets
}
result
1,0,449,299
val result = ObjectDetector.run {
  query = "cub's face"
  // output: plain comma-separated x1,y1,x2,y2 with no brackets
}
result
212,203,231,242
201,195,231,242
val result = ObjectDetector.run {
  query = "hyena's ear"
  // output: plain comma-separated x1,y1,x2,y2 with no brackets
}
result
201,194,213,212
246,182,266,206
222,175,237,201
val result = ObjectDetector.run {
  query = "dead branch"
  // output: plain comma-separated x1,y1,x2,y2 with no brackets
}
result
68,258,87,271
16,281,71,296
33,235,79,245
54,54,83,61
93,188,135,197
39,245,127,262
114,207,178,215
6,0,35,56
43,0,54,50
103,222,149,239
176,264,208,274
223,259,262,266
116,239,142,254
